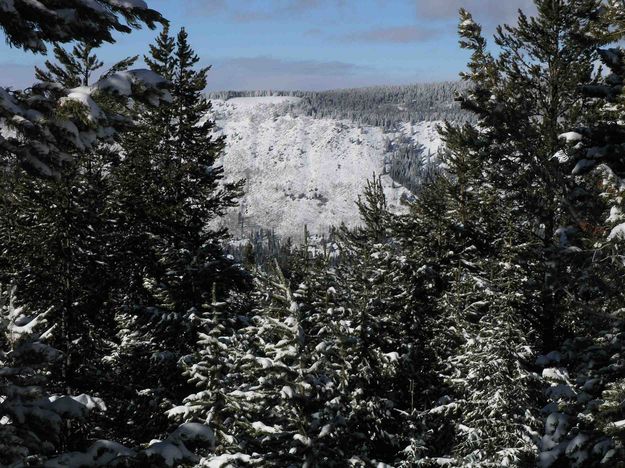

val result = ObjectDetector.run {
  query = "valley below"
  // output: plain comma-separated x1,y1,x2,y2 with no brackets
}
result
210,94,444,239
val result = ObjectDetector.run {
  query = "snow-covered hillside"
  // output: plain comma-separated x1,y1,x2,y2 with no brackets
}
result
398,121,442,155
210,96,442,239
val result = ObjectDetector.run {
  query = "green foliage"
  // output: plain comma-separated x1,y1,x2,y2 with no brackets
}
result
107,25,250,444
5,1,625,466
35,42,138,89
0,0,165,54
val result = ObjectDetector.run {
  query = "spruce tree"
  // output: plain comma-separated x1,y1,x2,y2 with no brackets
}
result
107,26,248,444
0,284,66,463
0,42,143,449
193,251,349,466
534,2,625,463
398,2,615,463
455,1,610,351
0,2,169,177
332,178,426,465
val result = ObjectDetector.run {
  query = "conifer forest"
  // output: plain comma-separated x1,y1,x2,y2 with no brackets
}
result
3,1,625,466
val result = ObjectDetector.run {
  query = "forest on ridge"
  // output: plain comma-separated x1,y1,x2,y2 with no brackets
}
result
2,1,625,467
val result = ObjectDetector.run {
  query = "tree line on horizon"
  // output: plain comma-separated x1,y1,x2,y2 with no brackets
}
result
208,81,473,132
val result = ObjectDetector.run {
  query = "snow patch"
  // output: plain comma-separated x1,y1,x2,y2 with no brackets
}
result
608,222,625,241
210,97,442,239
559,132,583,143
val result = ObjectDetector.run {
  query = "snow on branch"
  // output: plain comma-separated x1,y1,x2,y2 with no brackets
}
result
0,69,171,177
0,0,165,54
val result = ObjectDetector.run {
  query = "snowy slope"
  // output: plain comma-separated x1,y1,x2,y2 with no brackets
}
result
399,121,442,155
210,96,442,239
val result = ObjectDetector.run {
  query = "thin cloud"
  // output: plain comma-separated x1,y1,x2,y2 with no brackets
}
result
0,63,38,89
204,56,417,91
180,0,346,21
343,25,440,44
415,0,536,25
304,28,323,37
181,0,536,25
232,10,274,22
282,0,346,13
183,0,228,16
0,51,423,93
284,0,323,13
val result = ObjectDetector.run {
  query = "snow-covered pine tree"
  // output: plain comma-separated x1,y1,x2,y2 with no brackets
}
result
326,177,434,466
0,2,216,464
107,26,249,444
442,229,542,466
404,2,613,464
414,115,539,465
166,284,245,457
370,166,475,464
0,262,216,467
0,42,143,447
0,284,113,464
390,110,541,465
192,254,348,467
454,0,610,352
532,3,625,464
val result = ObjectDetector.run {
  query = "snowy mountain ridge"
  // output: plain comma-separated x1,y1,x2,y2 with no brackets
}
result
210,96,443,240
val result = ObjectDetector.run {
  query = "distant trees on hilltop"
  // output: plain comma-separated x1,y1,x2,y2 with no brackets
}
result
208,81,473,132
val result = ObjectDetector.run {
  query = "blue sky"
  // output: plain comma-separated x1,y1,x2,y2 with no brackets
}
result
0,0,536,91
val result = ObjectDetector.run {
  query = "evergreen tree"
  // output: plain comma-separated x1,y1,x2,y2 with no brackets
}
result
0,284,66,463
0,0,163,55
389,115,540,464
0,2,169,177
35,42,138,89
442,229,542,466
455,1,610,351
0,2,217,464
533,2,625,464
395,2,616,464
107,26,249,444
193,252,349,466
332,178,426,465
0,42,143,448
